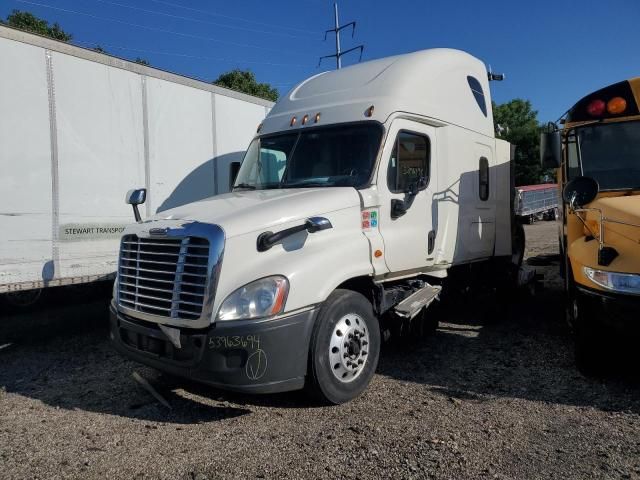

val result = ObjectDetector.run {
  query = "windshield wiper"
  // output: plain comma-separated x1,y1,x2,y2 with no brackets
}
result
233,183,256,190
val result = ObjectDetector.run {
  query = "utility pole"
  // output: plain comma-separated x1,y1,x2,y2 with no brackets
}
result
319,2,363,69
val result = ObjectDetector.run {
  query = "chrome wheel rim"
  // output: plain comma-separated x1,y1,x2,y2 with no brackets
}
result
329,314,370,383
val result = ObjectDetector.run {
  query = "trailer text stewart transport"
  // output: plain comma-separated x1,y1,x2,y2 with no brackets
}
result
111,49,524,404
0,25,272,304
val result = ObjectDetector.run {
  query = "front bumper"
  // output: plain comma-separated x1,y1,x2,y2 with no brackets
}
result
576,285,640,333
110,303,317,394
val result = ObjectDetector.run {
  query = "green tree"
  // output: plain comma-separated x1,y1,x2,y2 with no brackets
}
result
213,69,278,102
1,10,72,42
493,99,547,185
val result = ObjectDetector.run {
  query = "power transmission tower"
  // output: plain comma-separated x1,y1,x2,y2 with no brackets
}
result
319,2,363,69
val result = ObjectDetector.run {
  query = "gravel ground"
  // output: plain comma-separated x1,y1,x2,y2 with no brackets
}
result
1,221,639,480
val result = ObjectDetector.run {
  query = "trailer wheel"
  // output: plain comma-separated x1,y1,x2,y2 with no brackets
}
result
306,289,380,405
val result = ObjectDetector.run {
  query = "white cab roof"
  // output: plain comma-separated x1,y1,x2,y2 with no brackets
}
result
262,48,494,138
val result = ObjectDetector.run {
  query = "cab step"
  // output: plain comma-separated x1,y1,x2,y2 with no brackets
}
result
394,283,442,319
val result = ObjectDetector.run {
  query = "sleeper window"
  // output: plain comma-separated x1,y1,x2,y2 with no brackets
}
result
467,76,488,117
387,132,430,193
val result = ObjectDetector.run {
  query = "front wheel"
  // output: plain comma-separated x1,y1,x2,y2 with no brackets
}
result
306,289,380,405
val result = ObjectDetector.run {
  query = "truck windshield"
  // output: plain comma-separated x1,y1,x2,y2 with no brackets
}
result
568,121,640,190
233,123,383,190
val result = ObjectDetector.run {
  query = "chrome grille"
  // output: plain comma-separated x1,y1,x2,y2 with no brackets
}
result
117,235,210,320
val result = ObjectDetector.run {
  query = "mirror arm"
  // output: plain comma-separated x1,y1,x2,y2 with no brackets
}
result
132,205,142,223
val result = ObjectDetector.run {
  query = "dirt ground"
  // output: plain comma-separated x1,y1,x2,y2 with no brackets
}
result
1,221,639,480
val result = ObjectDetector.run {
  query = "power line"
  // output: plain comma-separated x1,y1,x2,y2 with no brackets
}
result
16,0,311,56
75,40,308,69
146,0,322,36
92,0,316,40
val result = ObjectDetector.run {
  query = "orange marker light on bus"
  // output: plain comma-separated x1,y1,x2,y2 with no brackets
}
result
302,114,309,125
374,249,383,258
607,97,627,115
365,105,375,117
290,116,297,126
314,112,321,123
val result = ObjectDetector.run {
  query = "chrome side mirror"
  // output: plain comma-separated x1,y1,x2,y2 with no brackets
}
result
125,188,147,222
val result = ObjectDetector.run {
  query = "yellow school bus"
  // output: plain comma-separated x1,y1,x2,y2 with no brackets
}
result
540,78,640,373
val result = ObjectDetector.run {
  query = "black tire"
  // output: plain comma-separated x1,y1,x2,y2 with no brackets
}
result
306,289,380,405
568,287,609,376
411,306,439,338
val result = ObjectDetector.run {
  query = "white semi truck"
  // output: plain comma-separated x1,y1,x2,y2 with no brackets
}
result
0,26,272,305
110,49,523,404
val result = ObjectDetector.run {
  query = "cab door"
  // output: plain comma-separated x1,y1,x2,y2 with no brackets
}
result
377,120,436,273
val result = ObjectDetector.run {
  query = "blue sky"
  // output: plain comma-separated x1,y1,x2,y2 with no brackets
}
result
1,0,639,122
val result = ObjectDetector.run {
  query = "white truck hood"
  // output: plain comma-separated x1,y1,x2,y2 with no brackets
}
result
151,187,362,238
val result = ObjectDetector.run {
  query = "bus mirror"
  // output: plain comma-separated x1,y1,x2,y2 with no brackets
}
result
562,176,599,209
229,161,241,191
540,131,562,169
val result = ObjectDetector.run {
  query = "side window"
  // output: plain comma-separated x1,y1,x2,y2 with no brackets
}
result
566,140,580,180
467,76,488,117
479,157,489,201
387,131,430,193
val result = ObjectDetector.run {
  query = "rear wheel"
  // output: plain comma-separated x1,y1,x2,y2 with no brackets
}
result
306,289,380,405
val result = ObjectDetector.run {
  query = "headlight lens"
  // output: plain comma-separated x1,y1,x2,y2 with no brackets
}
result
584,267,640,295
217,276,289,321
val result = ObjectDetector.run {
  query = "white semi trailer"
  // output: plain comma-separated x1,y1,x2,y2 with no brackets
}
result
0,26,273,304
110,49,523,404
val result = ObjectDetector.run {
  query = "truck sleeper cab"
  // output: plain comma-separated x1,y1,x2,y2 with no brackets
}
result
110,49,519,404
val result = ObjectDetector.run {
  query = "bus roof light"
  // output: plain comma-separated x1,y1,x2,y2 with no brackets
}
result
586,99,606,117
607,97,627,115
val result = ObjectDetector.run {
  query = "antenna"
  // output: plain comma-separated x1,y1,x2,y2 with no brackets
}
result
319,2,364,69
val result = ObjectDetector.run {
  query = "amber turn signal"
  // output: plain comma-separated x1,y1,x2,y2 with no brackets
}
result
607,97,627,115
374,249,383,258
290,116,297,126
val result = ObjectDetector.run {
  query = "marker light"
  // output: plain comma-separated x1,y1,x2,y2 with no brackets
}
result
302,114,309,125
586,99,606,117
374,249,383,258
256,123,263,133
290,116,297,126
314,112,321,123
365,105,375,117
607,97,627,115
